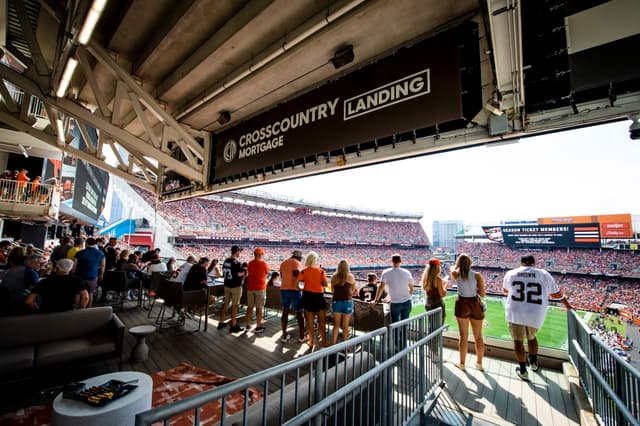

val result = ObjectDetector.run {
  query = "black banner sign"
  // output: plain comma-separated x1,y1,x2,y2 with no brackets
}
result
72,159,109,221
211,25,473,181
484,224,602,249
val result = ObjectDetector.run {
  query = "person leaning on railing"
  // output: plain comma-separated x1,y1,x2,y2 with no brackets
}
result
503,254,574,381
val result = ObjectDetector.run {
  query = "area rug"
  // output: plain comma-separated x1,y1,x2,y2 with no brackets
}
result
151,363,263,425
0,363,263,426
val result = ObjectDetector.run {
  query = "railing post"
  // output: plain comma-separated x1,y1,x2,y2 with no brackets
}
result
438,308,444,386
614,351,626,426
567,311,575,364
313,357,323,426
418,313,425,415
385,324,394,426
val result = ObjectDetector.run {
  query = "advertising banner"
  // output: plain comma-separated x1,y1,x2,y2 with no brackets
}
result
500,224,601,248
212,25,474,181
482,226,504,243
538,213,633,239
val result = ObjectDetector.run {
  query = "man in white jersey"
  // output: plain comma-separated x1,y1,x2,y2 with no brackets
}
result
373,254,414,349
503,255,574,381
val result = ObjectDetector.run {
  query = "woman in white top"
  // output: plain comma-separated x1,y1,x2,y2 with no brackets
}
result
146,254,168,276
451,253,486,372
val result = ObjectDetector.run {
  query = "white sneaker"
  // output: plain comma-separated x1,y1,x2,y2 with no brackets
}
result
516,367,529,381
281,334,291,343
528,355,539,372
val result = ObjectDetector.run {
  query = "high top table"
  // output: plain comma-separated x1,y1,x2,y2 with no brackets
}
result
52,371,152,426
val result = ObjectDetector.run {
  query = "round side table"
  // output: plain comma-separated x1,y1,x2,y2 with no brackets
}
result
52,371,152,426
128,325,156,363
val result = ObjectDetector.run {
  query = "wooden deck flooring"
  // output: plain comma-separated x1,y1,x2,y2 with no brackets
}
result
2,302,581,426
440,350,579,425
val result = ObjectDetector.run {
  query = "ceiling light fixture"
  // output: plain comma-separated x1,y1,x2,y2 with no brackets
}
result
56,57,78,97
77,0,108,45
55,119,66,144
18,144,30,158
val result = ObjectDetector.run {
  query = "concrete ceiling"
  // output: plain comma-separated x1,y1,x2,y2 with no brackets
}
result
1,0,639,200
85,0,479,133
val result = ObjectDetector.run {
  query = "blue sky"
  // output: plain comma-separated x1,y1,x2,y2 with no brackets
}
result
259,120,640,240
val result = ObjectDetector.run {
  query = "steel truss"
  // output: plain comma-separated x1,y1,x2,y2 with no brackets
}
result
0,0,208,194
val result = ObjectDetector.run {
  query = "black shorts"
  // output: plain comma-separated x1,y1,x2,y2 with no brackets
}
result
425,302,445,321
301,291,326,312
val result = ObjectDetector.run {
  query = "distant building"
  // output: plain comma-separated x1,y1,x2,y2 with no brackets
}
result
432,220,464,253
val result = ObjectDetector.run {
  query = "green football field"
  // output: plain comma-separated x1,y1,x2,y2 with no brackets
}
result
410,295,591,350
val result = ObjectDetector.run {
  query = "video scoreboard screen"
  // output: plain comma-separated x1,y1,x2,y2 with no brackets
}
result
483,224,601,248
72,159,109,221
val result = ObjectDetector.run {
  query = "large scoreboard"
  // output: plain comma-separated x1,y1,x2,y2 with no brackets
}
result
482,224,601,248
481,213,634,249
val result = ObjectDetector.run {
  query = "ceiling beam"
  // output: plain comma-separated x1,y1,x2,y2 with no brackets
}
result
0,62,202,184
154,0,273,99
86,43,205,162
132,0,198,75
0,108,155,192
10,0,50,77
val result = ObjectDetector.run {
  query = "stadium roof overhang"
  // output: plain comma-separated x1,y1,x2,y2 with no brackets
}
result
1,0,639,200
217,189,423,221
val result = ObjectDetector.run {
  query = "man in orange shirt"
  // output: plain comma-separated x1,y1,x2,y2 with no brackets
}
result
15,168,29,201
278,250,306,343
246,248,270,333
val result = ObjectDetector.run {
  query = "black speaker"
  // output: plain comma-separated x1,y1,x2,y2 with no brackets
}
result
331,45,354,69
217,110,231,125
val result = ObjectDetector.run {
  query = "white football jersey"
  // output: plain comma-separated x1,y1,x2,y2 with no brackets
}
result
503,266,560,329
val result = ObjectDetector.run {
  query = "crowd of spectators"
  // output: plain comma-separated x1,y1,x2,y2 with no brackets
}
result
132,187,429,246
456,242,640,277
590,315,633,361
131,187,640,326
174,243,431,270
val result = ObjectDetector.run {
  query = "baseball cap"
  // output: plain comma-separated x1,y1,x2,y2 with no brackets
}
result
428,258,441,266
292,250,303,258
231,245,243,254
254,248,265,255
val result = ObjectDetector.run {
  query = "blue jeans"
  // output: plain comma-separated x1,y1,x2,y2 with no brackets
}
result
390,300,412,323
390,300,412,351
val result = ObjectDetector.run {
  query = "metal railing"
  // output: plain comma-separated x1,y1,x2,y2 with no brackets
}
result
5,85,48,119
135,309,446,426
0,180,55,206
567,310,640,426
